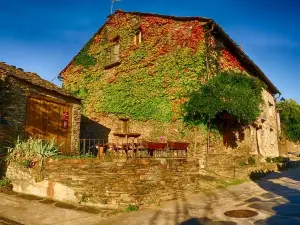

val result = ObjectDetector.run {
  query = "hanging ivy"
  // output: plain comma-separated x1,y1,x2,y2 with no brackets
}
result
184,71,265,124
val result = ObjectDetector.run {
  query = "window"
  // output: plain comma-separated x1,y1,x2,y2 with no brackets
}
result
211,36,225,49
134,31,142,45
105,44,120,68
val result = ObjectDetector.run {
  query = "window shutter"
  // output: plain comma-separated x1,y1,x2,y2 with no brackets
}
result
114,45,120,62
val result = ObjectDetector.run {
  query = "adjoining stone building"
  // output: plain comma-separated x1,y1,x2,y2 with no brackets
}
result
0,62,81,154
59,10,281,158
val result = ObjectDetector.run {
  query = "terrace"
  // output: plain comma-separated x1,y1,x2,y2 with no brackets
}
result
79,118,189,160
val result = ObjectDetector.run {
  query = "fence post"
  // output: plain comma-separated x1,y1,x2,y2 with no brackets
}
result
233,165,236,178
233,156,236,178
83,139,86,155
98,147,104,160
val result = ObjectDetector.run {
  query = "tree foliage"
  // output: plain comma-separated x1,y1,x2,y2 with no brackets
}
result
277,99,300,142
184,71,265,124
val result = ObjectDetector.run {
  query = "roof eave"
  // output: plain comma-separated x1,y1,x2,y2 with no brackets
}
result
7,72,81,102
59,10,280,95
213,23,280,95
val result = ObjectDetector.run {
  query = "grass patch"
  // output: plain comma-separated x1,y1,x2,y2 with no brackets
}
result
0,177,10,187
265,157,272,163
125,204,139,212
248,157,256,165
215,178,249,188
52,153,95,159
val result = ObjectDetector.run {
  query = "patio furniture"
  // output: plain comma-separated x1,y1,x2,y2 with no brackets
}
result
141,140,167,157
167,141,189,150
167,141,189,158
113,132,141,157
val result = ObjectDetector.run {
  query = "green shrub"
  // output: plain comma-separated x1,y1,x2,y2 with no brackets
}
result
0,177,10,187
5,137,59,167
84,152,95,158
104,151,113,162
239,161,246,167
125,204,139,212
265,157,272,163
19,159,31,168
271,157,278,163
248,157,256,165
277,156,285,163
277,100,300,142
272,156,285,163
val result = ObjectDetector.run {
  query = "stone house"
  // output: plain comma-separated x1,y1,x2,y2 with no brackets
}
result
59,10,280,157
0,62,81,154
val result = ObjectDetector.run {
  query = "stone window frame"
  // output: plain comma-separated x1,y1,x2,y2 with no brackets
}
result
134,30,142,45
105,36,121,69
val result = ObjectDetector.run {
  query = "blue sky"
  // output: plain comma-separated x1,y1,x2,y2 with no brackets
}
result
0,0,299,102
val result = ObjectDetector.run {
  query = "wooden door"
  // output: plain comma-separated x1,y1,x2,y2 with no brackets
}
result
25,97,72,154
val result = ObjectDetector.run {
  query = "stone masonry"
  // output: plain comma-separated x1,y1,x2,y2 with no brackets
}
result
61,11,280,159
0,62,81,153
6,159,283,209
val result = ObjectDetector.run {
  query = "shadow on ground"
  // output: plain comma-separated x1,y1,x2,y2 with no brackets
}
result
250,167,300,225
146,166,300,225
148,187,239,225
0,216,23,225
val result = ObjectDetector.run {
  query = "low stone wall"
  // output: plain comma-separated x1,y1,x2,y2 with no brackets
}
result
205,153,286,178
280,139,300,155
0,68,81,154
6,165,78,204
8,159,205,209
6,158,289,209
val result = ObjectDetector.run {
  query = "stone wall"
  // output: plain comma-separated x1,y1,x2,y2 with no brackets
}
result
6,160,204,208
71,104,82,153
205,153,272,178
6,159,285,209
0,76,28,142
81,90,280,158
61,11,280,159
0,76,81,153
254,89,279,157
280,139,300,155
80,113,212,158
44,159,205,208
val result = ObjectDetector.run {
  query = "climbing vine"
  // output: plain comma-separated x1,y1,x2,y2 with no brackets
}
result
61,11,263,124
73,39,97,68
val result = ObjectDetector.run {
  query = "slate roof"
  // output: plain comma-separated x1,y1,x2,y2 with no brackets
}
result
0,62,80,101
60,10,280,95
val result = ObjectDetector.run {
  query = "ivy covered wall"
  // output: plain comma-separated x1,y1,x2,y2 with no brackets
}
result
61,11,246,123
60,11,279,157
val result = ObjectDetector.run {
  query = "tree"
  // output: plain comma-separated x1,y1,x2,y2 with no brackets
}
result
184,71,265,125
277,99,300,142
